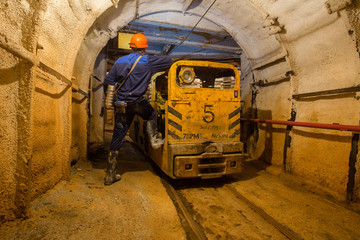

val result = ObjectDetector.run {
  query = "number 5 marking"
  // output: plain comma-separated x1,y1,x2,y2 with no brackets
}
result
203,105,215,123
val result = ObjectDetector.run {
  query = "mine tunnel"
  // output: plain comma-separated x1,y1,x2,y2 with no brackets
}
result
1,0,360,239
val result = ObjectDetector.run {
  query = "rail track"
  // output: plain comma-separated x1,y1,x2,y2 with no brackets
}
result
160,174,304,240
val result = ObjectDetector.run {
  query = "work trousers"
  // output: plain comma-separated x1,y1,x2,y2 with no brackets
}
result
109,97,156,151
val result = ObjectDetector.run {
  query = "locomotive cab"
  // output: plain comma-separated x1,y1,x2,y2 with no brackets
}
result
130,60,247,179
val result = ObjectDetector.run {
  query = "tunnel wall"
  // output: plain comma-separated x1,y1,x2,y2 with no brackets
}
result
241,0,360,199
0,0,72,221
1,0,37,222
31,68,71,200
279,1,359,199
0,50,23,222
1,0,360,221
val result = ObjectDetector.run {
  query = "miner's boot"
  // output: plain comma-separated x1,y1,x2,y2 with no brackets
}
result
146,120,164,150
104,151,121,185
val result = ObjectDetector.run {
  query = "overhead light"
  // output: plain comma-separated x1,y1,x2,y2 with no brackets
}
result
179,67,195,84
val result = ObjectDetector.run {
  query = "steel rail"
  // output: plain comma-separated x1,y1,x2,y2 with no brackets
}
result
160,177,207,240
225,184,304,240
163,174,304,240
159,164,303,239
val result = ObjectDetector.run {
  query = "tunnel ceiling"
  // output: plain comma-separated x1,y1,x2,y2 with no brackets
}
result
71,0,286,85
104,10,243,67
118,19,241,60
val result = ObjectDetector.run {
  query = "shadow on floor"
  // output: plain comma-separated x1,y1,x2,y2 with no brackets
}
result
89,140,157,176
88,138,274,192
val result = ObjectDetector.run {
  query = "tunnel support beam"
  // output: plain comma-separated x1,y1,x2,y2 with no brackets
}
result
292,85,360,100
11,62,35,220
347,134,359,201
325,0,354,14
0,37,88,98
250,49,288,70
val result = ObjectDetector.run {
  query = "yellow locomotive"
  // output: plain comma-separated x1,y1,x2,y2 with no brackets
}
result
129,60,247,179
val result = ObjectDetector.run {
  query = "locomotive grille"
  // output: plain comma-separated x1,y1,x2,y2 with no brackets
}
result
198,157,226,175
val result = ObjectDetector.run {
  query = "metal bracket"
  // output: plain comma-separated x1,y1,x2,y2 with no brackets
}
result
263,16,284,36
111,0,119,8
325,0,354,14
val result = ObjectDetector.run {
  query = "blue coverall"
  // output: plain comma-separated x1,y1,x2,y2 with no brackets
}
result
104,51,173,151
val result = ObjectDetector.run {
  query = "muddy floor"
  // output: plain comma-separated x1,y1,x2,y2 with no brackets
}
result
1,140,360,240
0,141,186,240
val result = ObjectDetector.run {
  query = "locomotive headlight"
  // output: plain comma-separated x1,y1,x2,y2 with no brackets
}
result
179,67,195,84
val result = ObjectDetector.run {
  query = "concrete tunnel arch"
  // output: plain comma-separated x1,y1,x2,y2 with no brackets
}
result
1,0,360,222
71,0,290,161
73,0,286,86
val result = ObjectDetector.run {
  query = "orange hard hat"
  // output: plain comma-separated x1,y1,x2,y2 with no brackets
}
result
129,33,148,48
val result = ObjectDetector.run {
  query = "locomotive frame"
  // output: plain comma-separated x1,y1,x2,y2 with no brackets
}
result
129,60,247,179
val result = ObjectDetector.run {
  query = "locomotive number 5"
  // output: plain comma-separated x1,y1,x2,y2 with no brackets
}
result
203,105,215,123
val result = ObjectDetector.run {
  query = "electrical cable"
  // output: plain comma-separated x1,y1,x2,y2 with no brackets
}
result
168,0,217,55
178,35,234,60
128,0,139,32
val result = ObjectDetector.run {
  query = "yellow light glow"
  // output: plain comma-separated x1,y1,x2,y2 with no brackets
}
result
118,33,133,49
